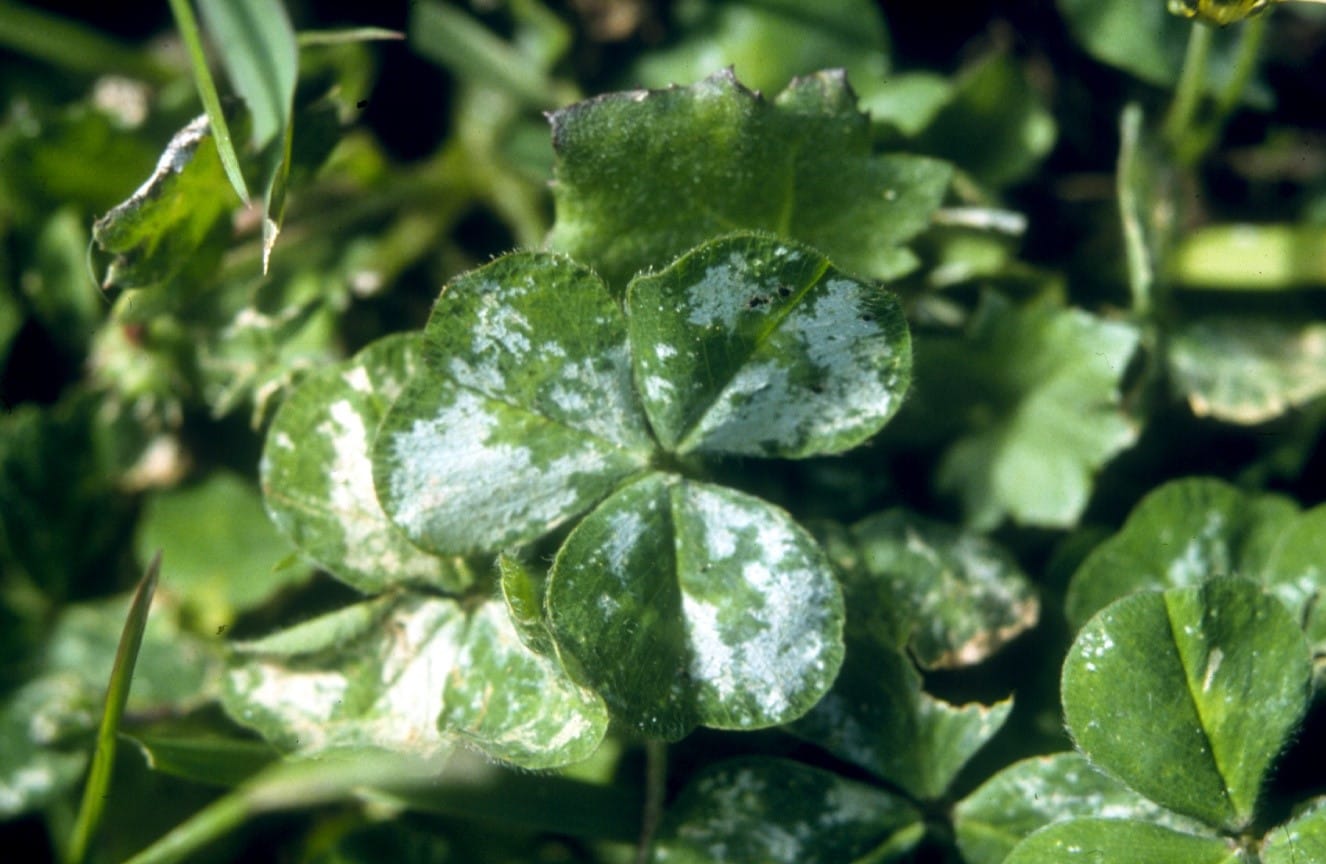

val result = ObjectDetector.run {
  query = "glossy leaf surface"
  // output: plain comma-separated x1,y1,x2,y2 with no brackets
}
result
549,68,951,291
1062,578,1311,830
628,233,911,458
1004,818,1238,864
374,253,653,556
1065,477,1298,630
548,472,843,739
262,334,464,593
652,758,922,864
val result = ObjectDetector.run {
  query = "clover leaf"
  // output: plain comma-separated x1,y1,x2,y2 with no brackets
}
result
547,472,844,739
910,290,1139,530
261,334,468,593
548,68,951,292
1062,577,1310,830
372,252,653,556
628,232,910,458
651,757,923,864
222,592,607,769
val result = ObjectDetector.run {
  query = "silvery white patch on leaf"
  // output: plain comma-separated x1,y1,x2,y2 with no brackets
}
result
261,334,466,593
548,472,844,740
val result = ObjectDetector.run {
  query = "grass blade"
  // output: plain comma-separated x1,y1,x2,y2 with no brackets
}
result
66,551,162,864
167,0,250,203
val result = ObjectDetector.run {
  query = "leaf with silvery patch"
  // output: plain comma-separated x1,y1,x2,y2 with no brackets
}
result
651,757,923,864
547,472,844,740
221,592,607,769
261,333,469,594
627,232,911,459
373,252,653,557
1064,476,1301,630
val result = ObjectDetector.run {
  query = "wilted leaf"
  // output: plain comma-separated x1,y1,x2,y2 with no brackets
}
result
652,758,923,864
628,233,911,458
548,472,843,739
92,114,236,292
261,334,465,594
549,68,951,291
1062,578,1311,830
374,253,653,556
223,593,606,768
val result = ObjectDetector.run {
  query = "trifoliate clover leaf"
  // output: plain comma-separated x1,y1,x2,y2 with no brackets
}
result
548,68,951,293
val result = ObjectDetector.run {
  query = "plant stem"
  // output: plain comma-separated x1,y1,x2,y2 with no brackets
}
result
1162,21,1213,159
635,740,668,864
1117,103,1154,319
1181,13,1267,163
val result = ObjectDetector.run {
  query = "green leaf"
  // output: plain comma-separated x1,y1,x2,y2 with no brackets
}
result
1004,818,1238,864
438,601,607,769
222,594,458,758
196,0,297,150
224,593,606,768
136,471,310,630
1263,799,1326,864
0,677,90,818
69,554,160,864
547,472,844,739
127,734,276,788
1056,0,1270,104
92,114,236,291
498,553,556,657
651,757,923,864
548,68,951,292
848,509,1038,669
1260,504,1326,658
913,51,1057,189
627,233,911,458
374,252,653,556
261,334,465,594
788,629,1010,801
913,291,1140,530
953,752,1209,864
630,0,891,96
1168,317,1326,425
1064,477,1298,630
1062,577,1311,830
